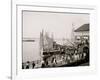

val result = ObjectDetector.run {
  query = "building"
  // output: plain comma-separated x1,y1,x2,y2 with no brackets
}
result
74,23,89,43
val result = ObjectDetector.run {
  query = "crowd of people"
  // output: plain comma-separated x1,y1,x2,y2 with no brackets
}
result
41,50,87,67
22,50,88,69
40,39,89,67
22,39,89,69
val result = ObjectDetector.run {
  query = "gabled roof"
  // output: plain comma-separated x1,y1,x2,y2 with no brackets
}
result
74,24,89,32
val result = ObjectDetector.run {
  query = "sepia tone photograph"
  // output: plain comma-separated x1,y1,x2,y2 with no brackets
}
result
22,11,89,69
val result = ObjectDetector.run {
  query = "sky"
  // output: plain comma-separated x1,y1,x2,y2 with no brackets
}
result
23,11,89,39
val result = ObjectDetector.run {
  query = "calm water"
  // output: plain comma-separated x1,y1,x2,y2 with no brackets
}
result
22,39,41,63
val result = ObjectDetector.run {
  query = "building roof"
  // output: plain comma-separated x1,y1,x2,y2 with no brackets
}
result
74,24,89,32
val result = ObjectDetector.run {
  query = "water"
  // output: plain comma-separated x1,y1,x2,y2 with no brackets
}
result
22,39,41,63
